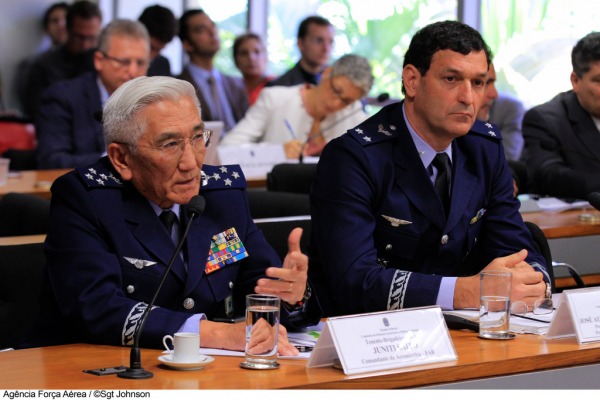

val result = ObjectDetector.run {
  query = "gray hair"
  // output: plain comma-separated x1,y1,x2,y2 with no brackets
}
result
97,19,150,53
330,54,374,95
103,76,201,147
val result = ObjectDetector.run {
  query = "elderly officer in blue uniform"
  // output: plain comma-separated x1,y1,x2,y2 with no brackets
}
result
24,76,318,352
309,21,550,317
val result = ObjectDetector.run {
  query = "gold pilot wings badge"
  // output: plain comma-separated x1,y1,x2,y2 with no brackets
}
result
382,215,412,227
124,257,157,270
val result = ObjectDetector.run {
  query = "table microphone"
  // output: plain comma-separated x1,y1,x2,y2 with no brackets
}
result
117,195,206,379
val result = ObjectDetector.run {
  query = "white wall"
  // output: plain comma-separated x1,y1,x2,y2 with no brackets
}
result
0,0,62,113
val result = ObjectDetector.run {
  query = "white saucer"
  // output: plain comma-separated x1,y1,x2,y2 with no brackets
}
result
158,354,215,370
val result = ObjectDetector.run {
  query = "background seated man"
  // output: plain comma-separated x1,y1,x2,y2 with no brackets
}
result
35,19,150,169
309,21,549,317
266,15,334,87
221,54,373,159
522,31,600,199
21,76,319,351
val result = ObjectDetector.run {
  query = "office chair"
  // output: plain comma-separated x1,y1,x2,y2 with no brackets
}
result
266,163,318,194
246,189,310,219
254,216,312,262
0,192,50,237
524,221,585,291
1,149,37,170
0,242,46,349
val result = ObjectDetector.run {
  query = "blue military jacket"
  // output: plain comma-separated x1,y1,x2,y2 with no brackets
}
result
309,101,547,317
25,157,319,348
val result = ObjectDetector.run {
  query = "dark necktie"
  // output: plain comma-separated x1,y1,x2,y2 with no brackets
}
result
159,210,177,240
207,76,224,122
432,153,452,215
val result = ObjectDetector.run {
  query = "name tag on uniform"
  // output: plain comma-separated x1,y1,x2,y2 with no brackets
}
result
205,227,248,274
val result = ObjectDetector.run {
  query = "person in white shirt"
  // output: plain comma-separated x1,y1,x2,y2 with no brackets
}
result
221,54,373,159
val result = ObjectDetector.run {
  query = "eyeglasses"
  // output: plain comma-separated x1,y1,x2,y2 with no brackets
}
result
127,130,212,159
510,298,554,316
328,74,355,106
100,51,149,69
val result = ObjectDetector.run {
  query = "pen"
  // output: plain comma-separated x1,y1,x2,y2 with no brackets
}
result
284,119,297,140
294,345,313,353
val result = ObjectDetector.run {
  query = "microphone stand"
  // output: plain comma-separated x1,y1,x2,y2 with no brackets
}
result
117,196,205,379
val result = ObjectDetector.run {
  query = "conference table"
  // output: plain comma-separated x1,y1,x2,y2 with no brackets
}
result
1,330,599,389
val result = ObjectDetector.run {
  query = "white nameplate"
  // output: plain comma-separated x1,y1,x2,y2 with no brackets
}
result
307,306,456,375
546,287,600,344
217,143,287,180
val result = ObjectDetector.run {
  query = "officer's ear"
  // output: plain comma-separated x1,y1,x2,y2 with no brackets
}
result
402,65,419,98
107,142,133,181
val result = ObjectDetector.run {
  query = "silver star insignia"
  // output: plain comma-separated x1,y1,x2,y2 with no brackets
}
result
485,122,493,129
212,173,221,180
88,168,97,175
85,173,94,180
96,179,104,185
220,166,228,173
201,171,209,186
363,136,372,142
124,257,157,270
488,130,496,137
382,215,412,227
355,128,363,134
100,173,107,180
224,178,232,186
231,171,240,179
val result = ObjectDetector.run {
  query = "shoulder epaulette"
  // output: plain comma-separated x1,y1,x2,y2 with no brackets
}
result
76,162,123,188
201,164,247,190
470,120,502,140
348,121,399,146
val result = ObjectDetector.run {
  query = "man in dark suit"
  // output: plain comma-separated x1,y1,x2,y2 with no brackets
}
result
309,21,549,317
23,1,102,119
138,4,177,77
23,76,318,351
266,15,334,88
176,9,248,133
35,19,151,169
522,32,600,199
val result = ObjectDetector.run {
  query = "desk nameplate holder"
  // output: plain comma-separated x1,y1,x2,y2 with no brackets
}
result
217,143,287,180
546,287,600,344
307,306,457,375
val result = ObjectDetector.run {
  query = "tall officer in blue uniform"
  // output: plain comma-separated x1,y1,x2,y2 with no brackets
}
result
309,21,550,317
24,76,319,352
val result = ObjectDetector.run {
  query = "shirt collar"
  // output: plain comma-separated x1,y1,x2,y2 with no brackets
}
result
402,103,452,169
149,201,181,220
96,77,110,107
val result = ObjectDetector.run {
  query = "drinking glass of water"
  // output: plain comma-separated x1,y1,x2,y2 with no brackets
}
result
240,294,280,370
479,271,515,340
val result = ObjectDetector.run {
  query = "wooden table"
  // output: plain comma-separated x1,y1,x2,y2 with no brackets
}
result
0,169,70,200
1,331,600,389
522,209,600,239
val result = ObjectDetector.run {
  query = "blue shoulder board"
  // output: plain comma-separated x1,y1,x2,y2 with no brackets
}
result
348,120,399,146
470,120,502,140
76,162,123,188
201,164,247,190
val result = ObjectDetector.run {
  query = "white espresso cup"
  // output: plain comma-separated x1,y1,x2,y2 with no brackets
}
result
162,332,200,363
